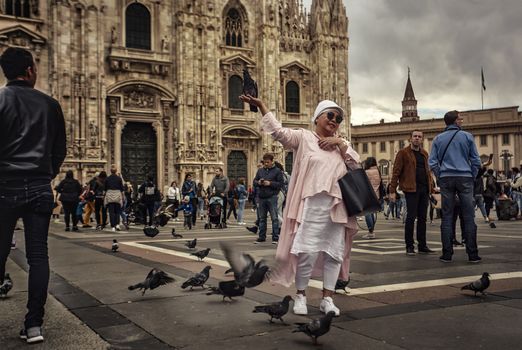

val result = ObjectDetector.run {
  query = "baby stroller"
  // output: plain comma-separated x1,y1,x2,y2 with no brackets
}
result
204,196,226,229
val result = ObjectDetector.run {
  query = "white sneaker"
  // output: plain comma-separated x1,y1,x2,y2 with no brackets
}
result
293,294,308,315
116,225,121,231
319,296,340,316
112,227,116,232
362,233,375,239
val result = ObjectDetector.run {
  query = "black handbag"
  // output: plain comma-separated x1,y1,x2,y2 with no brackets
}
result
143,226,159,238
338,168,381,217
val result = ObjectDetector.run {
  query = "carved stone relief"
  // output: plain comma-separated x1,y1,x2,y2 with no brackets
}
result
123,90,155,109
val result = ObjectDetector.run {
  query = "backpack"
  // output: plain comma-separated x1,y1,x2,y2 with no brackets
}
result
145,184,155,196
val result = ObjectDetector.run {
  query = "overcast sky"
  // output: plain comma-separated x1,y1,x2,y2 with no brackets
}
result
303,0,522,125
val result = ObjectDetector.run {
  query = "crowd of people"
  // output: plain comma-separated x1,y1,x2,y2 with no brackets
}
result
2,47,522,344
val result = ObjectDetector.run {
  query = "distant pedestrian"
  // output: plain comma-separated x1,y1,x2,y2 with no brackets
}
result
138,176,159,227
104,165,125,232
362,157,382,239
210,168,230,225
182,173,198,226
93,171,108,230
54,170,82,232
236,178,248,225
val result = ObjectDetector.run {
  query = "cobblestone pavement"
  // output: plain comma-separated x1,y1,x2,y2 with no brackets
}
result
2,209,522,349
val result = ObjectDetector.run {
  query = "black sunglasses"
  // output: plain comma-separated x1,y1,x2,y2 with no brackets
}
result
326,111,343,124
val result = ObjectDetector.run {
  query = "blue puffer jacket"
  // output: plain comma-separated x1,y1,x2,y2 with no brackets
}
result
428,125,481,179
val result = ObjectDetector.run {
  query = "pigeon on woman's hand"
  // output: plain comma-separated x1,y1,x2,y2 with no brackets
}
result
128,268,175,296
191,248,211,261
253,295,293,323
185,238,197,249
242,69,258,112
220,242,269,288
206,280,245,301
293,311,336,345
181,266,211,290
461,272,491,296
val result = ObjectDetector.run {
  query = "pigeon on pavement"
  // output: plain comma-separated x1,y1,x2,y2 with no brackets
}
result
253,295,293,323
0,273,13,297
334,278,350,294
293,311,336,345
191,248,211,261
185,238,197,249
128,268,175,296
220,242,269,288
111,239,119,253
171,228,183,239
461,272,491,296
181,266,212,290
206,280,245,301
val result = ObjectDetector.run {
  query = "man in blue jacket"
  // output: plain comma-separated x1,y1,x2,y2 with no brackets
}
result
429,110,482,263
253,153,284,244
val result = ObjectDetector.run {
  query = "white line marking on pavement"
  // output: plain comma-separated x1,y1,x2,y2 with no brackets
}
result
308,271,522,296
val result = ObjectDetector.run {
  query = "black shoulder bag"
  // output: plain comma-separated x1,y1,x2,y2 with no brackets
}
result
338,166,381,217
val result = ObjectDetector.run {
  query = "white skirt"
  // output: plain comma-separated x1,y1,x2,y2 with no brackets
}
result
290,192,346,262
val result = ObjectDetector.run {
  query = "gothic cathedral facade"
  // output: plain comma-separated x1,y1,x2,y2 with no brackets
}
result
0,0,350,190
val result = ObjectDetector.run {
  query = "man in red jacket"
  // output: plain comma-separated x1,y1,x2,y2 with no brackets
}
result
390,130,435,256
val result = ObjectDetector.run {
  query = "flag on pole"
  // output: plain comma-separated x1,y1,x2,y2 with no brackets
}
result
481,67,486,91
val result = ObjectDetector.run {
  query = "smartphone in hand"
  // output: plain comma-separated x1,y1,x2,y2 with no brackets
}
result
489,153,494,161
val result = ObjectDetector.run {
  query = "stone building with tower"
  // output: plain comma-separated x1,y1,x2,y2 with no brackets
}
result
351,71,522,183
0,0,350,190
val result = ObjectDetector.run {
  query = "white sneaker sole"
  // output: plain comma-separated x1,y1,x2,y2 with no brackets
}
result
27,335,44,344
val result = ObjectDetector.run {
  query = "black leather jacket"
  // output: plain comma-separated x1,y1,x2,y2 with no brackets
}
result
0,80,66,181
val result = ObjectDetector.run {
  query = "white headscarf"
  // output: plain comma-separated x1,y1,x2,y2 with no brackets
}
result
311,100,345,123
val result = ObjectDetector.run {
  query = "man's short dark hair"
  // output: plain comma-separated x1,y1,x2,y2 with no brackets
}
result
410,129,423,137
444,110,459,126
0,47,34,80
512,167,520,174
262,153,274,161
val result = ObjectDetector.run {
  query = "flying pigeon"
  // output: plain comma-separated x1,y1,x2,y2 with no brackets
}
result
206,280,245,301
220,242,269,288
128,268,175,296
171,228,183,239
242,68,258,112
0,273,13,297
185,238,197,249
111,239,119,253
191,248,211,261
293,311,336,345
253,295,293,323
461,272,491,296
334,278,350,294
181,266,212,290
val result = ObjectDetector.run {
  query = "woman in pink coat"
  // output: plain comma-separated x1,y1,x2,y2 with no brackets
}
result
240,94,360,317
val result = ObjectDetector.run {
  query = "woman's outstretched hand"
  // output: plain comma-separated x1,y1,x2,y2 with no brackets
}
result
239,95,268,115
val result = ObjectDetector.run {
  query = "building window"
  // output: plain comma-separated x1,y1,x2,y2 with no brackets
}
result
502,133,510,145
285,81,300,113
380,142,386,152
5,0,31,18
362,143,368,153
479,135,487,146
399,140,405,149
126,3,151,50
228,75,243,110
379,160,389,176
224,8,243,47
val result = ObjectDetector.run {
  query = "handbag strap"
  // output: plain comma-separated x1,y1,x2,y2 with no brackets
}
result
438,130,460,166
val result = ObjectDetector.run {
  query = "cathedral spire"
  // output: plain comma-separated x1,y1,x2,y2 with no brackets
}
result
401,67,419,122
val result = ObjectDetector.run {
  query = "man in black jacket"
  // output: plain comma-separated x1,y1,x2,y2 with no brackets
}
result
0,48,66,344
253,153,283,244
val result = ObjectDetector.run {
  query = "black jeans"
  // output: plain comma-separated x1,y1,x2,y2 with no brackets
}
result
94,198,107,227
190,198,198,225
61,201,79,228
107,202,121,228
227,198,237,220
0,179,54,329
143,202,155,226
404,186,429,249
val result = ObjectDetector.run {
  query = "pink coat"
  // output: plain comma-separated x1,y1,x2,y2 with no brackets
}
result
261,112,360,287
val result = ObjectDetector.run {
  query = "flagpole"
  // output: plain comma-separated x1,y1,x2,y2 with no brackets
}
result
481,84,483,110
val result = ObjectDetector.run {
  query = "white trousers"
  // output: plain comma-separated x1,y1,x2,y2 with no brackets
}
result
295,252,342,291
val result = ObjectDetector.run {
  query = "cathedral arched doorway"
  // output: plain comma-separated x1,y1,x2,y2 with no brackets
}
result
227,150,247,184
121,122,157,190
